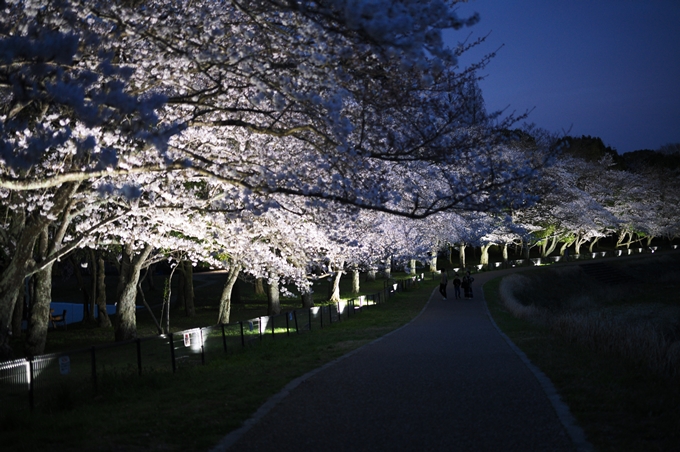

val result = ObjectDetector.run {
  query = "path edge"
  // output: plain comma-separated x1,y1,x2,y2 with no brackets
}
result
481,277,594,452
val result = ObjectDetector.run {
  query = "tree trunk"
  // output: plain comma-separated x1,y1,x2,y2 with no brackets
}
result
366,268,376,281
182,261,195,317
458,244,466,269
409,258,416,274
96,255,111,328
329,260,344,303
89,249,98,323
217,265,241,324
480,244,491,269
429,252,437,272
161,263,179,334
559,242,569,256
589,237,600,253
301,291,314,308
502,243,509,263
114,243,153,342
351,269,360,294
0,184,75,359
266,279,281,316
11,281,24,338
24,227,52,356
146,263,157,292
383,256,391,280
255,278,265,296
540,236,558,258
24,265,53,356
0,224,42,359
137,269,162,335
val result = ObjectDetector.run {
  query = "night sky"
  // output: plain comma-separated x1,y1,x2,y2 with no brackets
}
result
450,0,680,154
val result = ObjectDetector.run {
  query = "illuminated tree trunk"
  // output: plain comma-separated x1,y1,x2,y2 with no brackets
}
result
409,258,417,274
351,269,360,294
458,243,466,269
24,227,51,356
480,244,492,269
0,184,75,359
589,237,600,253
0,220,44,359
502,243,509,264
329,260,344,303
366,268,376,281
429,252,437,272
217,265,241,324
383,256,392,280
255,278,265,296
266,279,281,316
540,236,558,257
115,243,153,342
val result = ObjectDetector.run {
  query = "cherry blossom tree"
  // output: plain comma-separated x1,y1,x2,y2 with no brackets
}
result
1,0,555,358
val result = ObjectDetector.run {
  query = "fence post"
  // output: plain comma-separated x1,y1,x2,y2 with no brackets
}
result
294,310,299,334
136,338,142,376
169,333,176,374
320,307,324,329
308,308,312,331
221,323,227,353
200,329,206,365
28,357,34,411
240,321,245,347
258,317,263,341
91,346,97,393
286,312,290,336
271,316,276,339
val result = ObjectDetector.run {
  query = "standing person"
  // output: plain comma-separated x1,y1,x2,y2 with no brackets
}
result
439,270,448,300
452,275,462,299
463,271,475,299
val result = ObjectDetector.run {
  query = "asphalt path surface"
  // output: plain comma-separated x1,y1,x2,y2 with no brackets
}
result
212,269,592,452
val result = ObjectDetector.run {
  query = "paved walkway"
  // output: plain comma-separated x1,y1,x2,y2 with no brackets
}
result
212,269,592,452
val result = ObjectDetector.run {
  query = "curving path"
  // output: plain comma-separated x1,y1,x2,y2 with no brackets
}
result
211,268,593,452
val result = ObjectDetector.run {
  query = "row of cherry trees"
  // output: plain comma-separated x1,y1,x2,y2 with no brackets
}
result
1,1,677,359
0,0,550,358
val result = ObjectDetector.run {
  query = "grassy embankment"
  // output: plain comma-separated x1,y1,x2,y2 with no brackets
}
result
484,253,680,452
2,273,438,452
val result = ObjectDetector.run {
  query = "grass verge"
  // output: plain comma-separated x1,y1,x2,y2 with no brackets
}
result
1,278,437,452
484,276,680,452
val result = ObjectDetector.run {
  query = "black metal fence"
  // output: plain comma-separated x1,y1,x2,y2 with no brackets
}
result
0,277,430,413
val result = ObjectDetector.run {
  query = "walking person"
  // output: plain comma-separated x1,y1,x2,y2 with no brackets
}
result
439,270,448,300
462,271,475,299
453,275,462,299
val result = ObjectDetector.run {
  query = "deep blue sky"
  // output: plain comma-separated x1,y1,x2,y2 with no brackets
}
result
449,0,680,154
